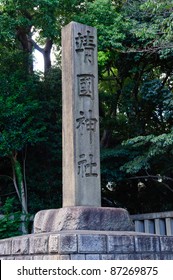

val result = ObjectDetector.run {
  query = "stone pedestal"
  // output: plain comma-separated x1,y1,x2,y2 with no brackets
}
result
33,207,134,233
1,230,173,260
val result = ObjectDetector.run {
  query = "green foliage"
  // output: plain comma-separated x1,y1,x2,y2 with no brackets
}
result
0,198,22,239
121,130,173,174
77,0,173,213
75,0,127,51
123,0,173,57
0,47,47,158
0,74,46,156
0,0,86,50
26,67,63,213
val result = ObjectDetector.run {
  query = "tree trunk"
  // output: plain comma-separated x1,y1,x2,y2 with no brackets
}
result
43,38,53,74
16,27,33,73
12,154,28,214
101,130,112,148
11,153,28,234
30,37,53,74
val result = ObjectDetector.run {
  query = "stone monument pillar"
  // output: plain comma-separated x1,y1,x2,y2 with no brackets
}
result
33,22,134,233
62,21,101,207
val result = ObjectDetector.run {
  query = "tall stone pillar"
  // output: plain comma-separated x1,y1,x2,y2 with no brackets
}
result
62,21,101,207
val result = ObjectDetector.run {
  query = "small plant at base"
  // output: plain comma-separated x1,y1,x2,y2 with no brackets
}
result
0,197,22,239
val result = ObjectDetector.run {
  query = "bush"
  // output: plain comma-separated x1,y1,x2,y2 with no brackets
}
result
0,197,23,239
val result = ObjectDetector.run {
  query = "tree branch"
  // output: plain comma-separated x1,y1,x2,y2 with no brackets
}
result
128,173,173,194
29,38,44,54
128,174,173,182
0,175,13,182
123,44,173,54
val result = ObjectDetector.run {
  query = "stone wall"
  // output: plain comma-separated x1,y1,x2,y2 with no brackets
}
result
0,230,173,260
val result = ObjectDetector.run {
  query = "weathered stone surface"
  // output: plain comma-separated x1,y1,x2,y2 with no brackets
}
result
78,234,106,253
0,239,12,255
71,254,86,260
160,236,173,252
1,230,173,260
140,253,161,260
135,236,160,252
113,254,141,260
12,237,29,255
33,255,44,260
107,235,135,253
42,255,70,260
86,254,100,260
58,234,78,254
33,207,134,233
100,254,115,260
29,235,48,254
48,235,60,253
160,253,173,260
62,21,101,207
42,255,60,260
58,255,70,260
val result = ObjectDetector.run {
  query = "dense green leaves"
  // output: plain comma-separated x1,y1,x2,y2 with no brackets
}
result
0,74,46,156
121,130,173,173
73,0,173,212
0,198,22,238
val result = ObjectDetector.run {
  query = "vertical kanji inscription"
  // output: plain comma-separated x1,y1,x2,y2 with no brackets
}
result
62,22,101,207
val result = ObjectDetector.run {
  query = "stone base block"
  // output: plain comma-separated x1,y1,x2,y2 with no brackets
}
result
1,230,173,260
33,207,134,233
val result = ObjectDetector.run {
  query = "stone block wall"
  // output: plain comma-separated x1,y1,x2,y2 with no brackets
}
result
0,230,173,260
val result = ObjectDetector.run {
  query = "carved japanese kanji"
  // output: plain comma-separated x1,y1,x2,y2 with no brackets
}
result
76,110,98,144
75,30,96,64
77,74,95,99
78,154,98,178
